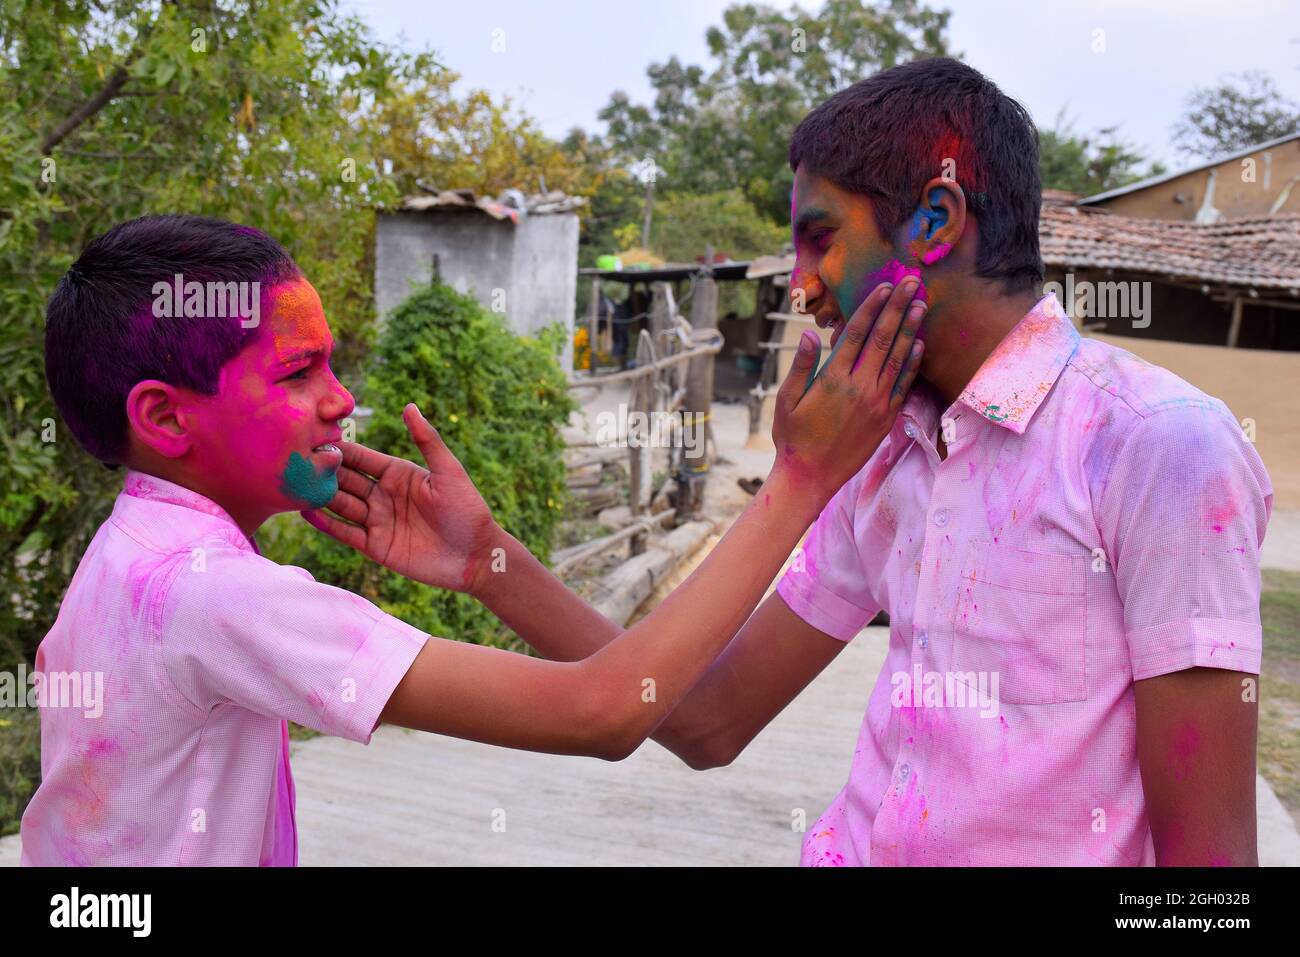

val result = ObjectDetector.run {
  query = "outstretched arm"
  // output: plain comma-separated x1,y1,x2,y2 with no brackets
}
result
307,279,926,760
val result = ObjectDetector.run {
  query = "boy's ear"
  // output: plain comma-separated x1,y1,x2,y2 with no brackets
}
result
125,380,193,459
902,176,966,266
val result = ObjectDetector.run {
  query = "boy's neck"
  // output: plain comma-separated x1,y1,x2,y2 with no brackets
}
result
919,282,1043,409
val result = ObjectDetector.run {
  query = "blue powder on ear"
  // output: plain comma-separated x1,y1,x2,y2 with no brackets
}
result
279,451,338,508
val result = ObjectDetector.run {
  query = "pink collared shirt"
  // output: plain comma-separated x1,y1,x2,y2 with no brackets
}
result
20,471,428,866
778,293,1272,866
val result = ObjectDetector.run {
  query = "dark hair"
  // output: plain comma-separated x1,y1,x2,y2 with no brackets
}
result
45,215,301,464
789,57,1043,293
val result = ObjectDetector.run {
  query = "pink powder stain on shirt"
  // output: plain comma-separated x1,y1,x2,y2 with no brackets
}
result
1207,500,1237,534
806,826,847,866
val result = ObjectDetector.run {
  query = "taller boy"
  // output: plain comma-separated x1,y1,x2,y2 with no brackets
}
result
323,57,1272,865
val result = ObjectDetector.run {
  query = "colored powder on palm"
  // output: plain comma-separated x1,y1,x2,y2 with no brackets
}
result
280,451,337,508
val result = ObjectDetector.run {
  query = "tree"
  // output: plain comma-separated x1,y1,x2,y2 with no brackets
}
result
645,190,787,263
0,0,434,671
1039,111,1166,197
1172,71,1299,160
596,0,953,225
361,70,593,202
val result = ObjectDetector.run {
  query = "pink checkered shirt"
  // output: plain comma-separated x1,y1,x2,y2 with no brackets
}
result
21,471,428,865
777,293,1271,866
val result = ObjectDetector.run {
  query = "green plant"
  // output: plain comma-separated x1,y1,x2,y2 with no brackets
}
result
261,282,575,647
0,0,435,674
0,708,41,837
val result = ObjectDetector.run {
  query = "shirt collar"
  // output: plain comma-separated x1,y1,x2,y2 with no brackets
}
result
955,292,1079,435
117,469,256,552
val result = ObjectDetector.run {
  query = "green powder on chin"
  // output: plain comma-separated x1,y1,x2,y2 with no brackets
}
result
280,451,338,508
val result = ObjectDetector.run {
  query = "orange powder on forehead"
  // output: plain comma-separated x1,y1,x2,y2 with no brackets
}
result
265,279,329,360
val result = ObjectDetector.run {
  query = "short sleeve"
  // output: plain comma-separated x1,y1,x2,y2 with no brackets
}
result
776,463,881,641
1097,402,1272,680
160,545,429,743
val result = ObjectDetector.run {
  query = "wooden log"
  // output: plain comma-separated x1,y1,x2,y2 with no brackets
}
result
587,521,714,625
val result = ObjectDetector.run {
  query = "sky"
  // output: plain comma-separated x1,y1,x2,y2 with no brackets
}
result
341,0,1300,170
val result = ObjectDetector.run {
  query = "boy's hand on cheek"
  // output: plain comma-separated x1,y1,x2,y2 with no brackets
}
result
770,278,926,503
300,404,503,594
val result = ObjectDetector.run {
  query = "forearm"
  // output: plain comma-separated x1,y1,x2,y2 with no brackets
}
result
580,467,825,753
473,528,754,763
473,530,622,661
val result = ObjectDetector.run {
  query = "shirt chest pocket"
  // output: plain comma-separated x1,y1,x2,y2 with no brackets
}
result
951,542,1088,705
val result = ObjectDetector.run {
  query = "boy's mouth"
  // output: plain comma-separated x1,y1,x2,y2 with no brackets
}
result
311,442,343,467
815,314,847,348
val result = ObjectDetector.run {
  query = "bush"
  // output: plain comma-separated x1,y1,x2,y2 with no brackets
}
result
261,282,575,646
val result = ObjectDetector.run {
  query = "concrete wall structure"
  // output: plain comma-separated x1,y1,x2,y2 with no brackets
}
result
375,208,579,370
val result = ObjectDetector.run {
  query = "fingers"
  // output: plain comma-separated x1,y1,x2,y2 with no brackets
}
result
403,403,449,470
828,281,895,376
888,339,925,410
300,508,366,551
857,277,923,378
835,277,924,378
327,487,369,525
336,465,374,501
776,330,822,413
340,439,395,480
877,297,928,392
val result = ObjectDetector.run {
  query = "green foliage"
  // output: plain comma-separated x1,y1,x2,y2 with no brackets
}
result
0,708,40,837
1038,111,1166,197
648,189,787,262
0,0,435,672
261,282,575,647
1173,71,1298,160
595,0,952,224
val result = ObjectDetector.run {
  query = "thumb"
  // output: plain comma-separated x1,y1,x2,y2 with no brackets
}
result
777,329,822,412
403,403,449,469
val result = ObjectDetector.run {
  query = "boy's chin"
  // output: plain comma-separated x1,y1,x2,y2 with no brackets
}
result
278,451,340,510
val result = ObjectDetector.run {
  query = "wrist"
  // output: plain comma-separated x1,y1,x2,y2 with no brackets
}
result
761,463,834,523
467,523,515,601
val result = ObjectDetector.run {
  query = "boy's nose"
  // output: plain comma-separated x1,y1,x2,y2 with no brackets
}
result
790,267,824,313
323,377,355,422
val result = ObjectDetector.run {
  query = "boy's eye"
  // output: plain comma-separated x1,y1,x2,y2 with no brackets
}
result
285,367,310,381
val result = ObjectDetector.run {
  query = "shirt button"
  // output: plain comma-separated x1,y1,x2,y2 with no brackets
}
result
899,763,911,781
904,422,918,439
934,508,949,527
917,631,929,649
